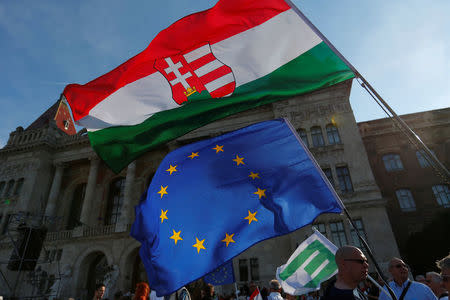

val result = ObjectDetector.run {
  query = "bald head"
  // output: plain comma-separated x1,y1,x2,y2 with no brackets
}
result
333,245,368,289
335,246,363,266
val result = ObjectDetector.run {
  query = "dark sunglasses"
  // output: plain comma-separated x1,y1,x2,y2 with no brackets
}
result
344,258,368,265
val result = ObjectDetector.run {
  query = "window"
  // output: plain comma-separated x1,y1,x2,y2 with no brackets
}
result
322,168,335,187
67,183,86,229
416,150,436,168
1,214,12,234
326,124,341,145
395,189,416,212
330,221,347,248
336,166,353,193
310,126,325,147
4,180,15,197
432,185,450,208
297,128,309,148
314,223,327,235
250,258,260,281
13,178,24,196
106,178,125,225
382,154,404,171
350,219,367,248
0,181,5,196
239,259,248,281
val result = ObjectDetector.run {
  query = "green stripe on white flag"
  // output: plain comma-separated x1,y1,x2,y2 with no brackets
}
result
276,230,338,295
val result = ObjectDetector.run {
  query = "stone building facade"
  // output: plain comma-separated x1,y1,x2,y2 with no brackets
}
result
0,80,400,299
358,108,450,258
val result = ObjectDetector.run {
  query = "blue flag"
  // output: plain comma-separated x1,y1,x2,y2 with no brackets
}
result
130,119,342,296
203,260,235,286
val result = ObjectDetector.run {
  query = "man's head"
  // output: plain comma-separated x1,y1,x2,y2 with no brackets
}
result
436,254,450,292
269,279,281,293
95,283,106,299
335,245,369,287
388,258,409,284
415,274,426,284
425,271,443,295
249,282,257,293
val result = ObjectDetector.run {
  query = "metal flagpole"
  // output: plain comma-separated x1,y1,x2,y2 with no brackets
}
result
286,118,398,300
284,0,449,184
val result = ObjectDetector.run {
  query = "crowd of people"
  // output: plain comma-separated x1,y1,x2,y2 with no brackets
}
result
90,248,449,300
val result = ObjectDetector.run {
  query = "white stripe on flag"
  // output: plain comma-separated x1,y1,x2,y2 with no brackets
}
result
310,259,329,279
299,250,319,270
205,73,234,92
184,44,211,63
194,59,223,77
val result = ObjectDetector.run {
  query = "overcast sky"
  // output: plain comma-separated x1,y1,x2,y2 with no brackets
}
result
0,0,448,147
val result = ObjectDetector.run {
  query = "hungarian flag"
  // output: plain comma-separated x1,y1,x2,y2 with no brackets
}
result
249,287,263,300
63,0,354,172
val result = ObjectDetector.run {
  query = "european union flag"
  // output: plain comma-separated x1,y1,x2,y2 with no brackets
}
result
203,260,235,285
131,119,342,296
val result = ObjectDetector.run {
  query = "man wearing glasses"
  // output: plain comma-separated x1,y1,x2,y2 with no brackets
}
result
321,245,368,299
379,258,436,300
436,254,450,300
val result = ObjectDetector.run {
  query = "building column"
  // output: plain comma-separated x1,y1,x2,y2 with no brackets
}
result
44,163,65,217
80,157,100,226
116,161,136,232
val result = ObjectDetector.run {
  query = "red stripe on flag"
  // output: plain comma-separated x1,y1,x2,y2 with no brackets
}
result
188,53,216,71
64,0,290,121
199,65,232,86
209,82,235,98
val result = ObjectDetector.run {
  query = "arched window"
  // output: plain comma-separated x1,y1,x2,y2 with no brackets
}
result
106,178,125,225
297,128,309,147
67,183,86,229
13,178,24,196
310,126,324,147
382,154,404,171
326,124,341,145
395,189,416,212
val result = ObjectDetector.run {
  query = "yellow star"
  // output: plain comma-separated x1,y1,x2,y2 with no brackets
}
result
254,188,266,199
160,209,168,223
221,233,235,247
166,165,177,175
188,152,199,159
192,237,206,253
213,145,224,153
170,229,183,245
244,210,258,224
158,185,168,198
249,172,260,179
232,155,245,166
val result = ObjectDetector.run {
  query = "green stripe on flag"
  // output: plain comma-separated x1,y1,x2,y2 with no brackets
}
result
89,42,354,172
279,239,336,284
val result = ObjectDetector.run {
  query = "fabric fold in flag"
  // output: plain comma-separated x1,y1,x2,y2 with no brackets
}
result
249,287,263,300
203,260,235,286
63,0,355,172
130,119,342,296
276,230,338,296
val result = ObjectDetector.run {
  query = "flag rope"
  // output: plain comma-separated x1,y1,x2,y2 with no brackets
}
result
284,0,449,185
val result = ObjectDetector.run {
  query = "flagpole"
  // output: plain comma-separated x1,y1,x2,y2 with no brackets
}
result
283,0,449,184
234,282,239,299
285,118,398,300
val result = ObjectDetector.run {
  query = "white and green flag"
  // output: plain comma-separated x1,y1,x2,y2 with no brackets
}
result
276,230,338,295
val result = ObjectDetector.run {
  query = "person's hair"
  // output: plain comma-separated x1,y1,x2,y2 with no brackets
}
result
269,279,281,290
426,271,442,282
415,274,425,281
114,291,124,300
96,283,106,290
133,282,150,300
388,257,404,269
436,254,450,271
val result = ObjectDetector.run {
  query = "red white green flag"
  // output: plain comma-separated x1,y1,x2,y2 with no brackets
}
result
63,0,354,172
